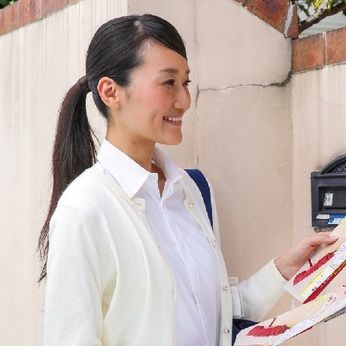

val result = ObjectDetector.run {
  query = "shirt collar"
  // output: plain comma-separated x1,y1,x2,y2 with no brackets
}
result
152,147,183,186
97,139,183,198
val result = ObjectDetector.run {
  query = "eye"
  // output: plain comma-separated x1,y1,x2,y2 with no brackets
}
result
183,79,191,87
163,79,175,86
163,79,191,88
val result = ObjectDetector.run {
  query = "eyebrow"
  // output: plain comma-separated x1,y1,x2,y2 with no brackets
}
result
159,68,190,75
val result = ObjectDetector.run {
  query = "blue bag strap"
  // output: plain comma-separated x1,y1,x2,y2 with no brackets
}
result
185,169,213,229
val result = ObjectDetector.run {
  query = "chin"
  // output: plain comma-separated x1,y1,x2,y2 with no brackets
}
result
160,135,183,146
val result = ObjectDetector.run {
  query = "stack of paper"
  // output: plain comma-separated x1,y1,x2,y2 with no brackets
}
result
235,219,346,346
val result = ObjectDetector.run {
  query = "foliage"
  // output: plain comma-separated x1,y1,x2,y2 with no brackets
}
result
0,0,17,10
291,0,346,33
294,0,345,17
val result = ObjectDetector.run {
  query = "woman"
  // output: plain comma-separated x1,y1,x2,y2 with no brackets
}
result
39,14,337,346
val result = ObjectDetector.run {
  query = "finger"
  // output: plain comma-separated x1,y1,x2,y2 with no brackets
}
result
304,233,338,247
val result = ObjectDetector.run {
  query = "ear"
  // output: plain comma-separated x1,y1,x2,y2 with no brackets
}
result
97,77,122,109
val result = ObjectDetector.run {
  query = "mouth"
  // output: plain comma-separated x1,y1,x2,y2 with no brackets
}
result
163,116,183,125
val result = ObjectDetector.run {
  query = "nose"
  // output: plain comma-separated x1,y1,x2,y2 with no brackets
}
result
174,86,191,112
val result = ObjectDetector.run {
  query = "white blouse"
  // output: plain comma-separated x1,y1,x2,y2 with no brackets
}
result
97,139,220,346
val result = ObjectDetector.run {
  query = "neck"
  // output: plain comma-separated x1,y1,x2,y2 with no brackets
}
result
106,133,155,172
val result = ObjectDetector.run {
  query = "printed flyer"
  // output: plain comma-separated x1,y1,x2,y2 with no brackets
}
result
285,220,346,303
235,219,346,346
234,287,346,345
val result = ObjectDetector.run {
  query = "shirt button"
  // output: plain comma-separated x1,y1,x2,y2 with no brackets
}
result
223,327,230,334
189,202,194,208
222,285,229,291
211,239,217,246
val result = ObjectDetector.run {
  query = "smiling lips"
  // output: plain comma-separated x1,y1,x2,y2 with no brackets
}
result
163,116,182,124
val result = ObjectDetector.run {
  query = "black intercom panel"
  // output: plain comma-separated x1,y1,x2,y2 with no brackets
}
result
311,154,346,229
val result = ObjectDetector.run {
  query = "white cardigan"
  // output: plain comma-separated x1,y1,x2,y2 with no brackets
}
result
43,162,286,346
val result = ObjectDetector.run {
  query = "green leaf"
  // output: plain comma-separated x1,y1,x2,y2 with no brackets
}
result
313,0,324,9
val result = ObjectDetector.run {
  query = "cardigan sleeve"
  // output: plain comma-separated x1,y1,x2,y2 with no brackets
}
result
43,206,103,346
239,259,287,321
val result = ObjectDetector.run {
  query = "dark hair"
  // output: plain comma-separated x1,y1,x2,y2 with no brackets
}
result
37,14,187,282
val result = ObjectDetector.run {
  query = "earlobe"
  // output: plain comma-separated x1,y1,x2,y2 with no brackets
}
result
97,77,120,109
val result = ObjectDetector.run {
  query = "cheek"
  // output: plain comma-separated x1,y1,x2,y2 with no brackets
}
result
138,87,173,108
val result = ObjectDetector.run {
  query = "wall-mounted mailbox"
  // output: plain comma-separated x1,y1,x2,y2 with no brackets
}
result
311,154,346,228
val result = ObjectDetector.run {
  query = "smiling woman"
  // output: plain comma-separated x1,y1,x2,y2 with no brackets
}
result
38,15,190,275
39,14,231,346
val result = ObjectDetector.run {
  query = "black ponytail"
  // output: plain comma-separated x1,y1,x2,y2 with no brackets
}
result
37,77,96,282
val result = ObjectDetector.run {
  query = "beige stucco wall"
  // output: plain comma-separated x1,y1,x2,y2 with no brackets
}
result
1,0,344,344
290,65,346,346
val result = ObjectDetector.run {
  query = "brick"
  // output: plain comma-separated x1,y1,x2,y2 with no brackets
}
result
0,9,3,35
1,1,19,34
286,4,299,39
326,27,346,65
19,0,42,27
246,0,288,33
292,34,325,73
43,0,67,17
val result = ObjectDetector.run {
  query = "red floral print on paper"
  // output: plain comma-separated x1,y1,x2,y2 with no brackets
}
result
247,318,289,337
293,252,335,285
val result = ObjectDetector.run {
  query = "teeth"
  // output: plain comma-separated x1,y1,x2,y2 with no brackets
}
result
164,116,182,122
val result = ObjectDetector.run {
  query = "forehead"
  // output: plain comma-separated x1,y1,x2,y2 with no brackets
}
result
137,40,189,75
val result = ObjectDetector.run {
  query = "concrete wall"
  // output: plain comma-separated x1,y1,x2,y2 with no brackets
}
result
290,65,346,346
195,0,292,283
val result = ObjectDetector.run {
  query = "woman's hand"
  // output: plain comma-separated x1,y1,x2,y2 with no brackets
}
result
274,233,339,280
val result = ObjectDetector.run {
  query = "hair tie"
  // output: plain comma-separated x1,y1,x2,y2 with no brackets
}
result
77,76,91,93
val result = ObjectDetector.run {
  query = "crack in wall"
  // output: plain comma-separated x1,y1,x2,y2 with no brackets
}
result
198,71,292,93
193,71,292,166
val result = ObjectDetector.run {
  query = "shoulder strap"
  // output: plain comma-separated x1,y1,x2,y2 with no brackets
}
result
185,169,213,229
